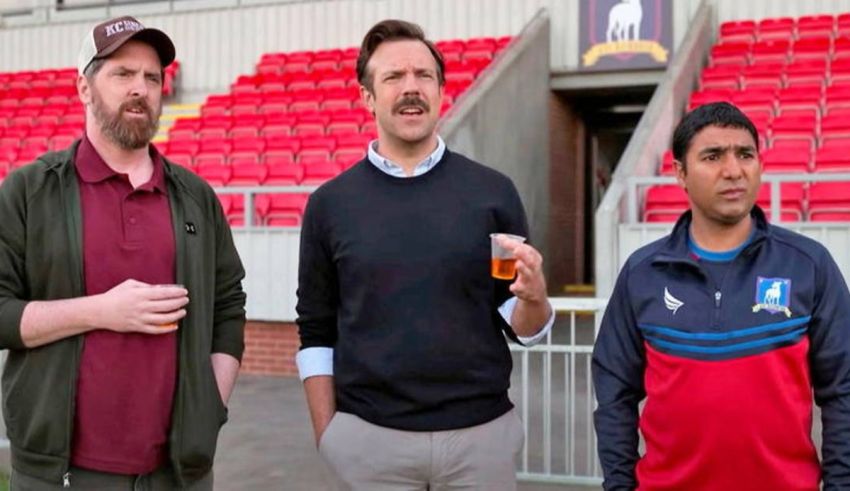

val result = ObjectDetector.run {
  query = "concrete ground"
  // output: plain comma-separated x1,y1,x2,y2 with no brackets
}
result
215,375,596,491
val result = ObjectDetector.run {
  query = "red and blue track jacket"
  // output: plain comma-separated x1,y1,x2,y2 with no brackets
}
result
592,207,850,490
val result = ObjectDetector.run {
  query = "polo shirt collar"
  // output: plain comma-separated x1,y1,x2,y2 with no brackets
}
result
75,134,167,193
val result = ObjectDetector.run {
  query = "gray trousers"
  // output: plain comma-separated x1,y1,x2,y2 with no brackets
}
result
11,466,213,491
319,409,525,491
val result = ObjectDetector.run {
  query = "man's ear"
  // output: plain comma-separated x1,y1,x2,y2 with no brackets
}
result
674,159,687,192
77,75,92,107
360,84,375,116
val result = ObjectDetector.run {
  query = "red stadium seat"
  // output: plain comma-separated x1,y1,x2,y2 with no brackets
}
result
756,183,805,221
229,163,268,186
265,162,303,184
809,182,850,220
195,152,227,168
720,20,756,43
757,17,795,40
229,151,262,166
797,15,835,39
792,37,831,61
751,39,791,64
760,147,811,173
256,193,309,226
688,89,734,110
838,13,850,37
643,185,688,222
741,63,783,89
265,137,300,155
710,42,750,66
302,161,342,185
197,164,231,187
166,152,194,169
814,145,850,172
231,137,266,154
700,65,741,90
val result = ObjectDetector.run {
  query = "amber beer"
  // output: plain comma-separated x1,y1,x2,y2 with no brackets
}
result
489,233,526,280
491,257,518,280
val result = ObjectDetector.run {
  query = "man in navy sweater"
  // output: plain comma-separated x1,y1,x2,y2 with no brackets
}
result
593,102,850,490
296,19,554,490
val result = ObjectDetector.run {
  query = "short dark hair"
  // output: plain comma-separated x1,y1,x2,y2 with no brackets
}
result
356,19,445,93
672,102,759,170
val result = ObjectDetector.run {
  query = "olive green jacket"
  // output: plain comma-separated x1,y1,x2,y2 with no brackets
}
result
0,141,246,486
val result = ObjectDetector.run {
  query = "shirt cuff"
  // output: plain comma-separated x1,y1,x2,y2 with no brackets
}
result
296,347,334,381
498,296,555,346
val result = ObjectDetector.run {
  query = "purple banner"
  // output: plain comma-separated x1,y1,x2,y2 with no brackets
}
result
579,0,674,72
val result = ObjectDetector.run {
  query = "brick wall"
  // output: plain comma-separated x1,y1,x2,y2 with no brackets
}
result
241,321,299,376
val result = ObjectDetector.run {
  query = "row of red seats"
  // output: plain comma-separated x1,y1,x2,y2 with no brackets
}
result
173,122,376,141
0,84,78,101
166,131,372,152
720,15,850,43
689,85,850,113
167,146,363,166
701,59,850,90
0,63,180,96
0,120,85,138
0,68,77,83
645,182,850,222
1,131,79,151
0,104,84,122
161,38,503,194
218,193,309,227
174,109,375,128
208,88,460,116
254,37,509,75
711,38,850,67
192,161,345,188
0,95,78,107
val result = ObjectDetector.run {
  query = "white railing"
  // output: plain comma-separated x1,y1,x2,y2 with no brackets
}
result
214,185,316,228
510,297,607,486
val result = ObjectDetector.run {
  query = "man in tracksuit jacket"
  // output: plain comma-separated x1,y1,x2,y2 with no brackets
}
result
0,16,245,489
593,102,850,490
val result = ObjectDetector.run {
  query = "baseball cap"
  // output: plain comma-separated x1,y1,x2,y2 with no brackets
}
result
77,15,175,75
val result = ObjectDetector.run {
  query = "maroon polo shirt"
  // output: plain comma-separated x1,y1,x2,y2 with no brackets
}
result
70,136,178,475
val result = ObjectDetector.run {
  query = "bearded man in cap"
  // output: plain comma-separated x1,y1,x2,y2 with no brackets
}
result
0,16,246,490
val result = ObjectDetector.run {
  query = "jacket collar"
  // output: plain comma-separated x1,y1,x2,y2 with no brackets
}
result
653,206,771,265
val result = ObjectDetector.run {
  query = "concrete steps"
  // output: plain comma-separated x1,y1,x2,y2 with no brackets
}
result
154,102,200,143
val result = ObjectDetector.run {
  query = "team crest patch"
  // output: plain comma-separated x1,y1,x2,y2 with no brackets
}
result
752,277,792,317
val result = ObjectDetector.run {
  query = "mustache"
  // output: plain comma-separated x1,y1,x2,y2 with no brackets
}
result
392,96,429,114
119,98,153,117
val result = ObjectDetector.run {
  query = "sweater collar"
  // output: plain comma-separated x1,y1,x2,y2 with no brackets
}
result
367,136,446,178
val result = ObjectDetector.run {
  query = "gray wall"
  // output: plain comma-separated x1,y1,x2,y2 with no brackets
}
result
441,9,550,257
3,0,850,96
593,1,715,297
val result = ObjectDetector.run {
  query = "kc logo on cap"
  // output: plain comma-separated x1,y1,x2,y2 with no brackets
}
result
103,18,144,37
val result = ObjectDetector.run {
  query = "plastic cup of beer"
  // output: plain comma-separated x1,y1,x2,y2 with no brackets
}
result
490,233,526,280
154,283,186,329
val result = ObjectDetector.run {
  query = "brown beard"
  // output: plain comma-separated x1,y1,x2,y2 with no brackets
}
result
90,87,160,150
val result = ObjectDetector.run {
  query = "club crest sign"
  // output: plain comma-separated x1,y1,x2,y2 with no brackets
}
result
579,0,673,71
752,277,792,317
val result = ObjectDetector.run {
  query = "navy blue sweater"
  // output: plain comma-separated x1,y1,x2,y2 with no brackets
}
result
296,149,528,431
